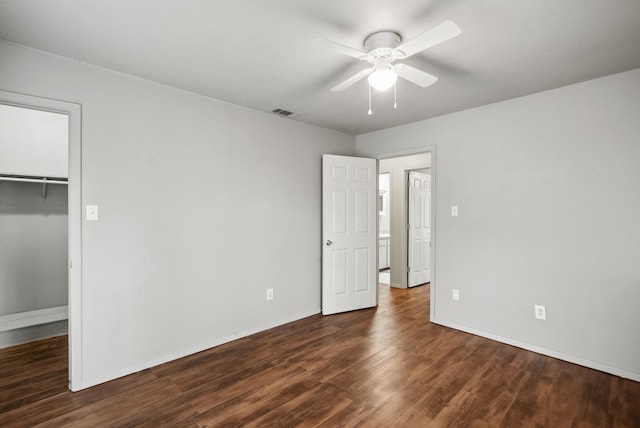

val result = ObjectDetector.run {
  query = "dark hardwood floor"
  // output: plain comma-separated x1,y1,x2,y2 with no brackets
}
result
1,285,639,427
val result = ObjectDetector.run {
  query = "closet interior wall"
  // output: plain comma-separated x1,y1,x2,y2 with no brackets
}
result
0,180,68,346
0,103,69,347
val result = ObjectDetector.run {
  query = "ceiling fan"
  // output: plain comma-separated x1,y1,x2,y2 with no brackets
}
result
315,20,461,113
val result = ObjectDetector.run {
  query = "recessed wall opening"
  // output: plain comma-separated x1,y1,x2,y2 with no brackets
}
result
0,103,69,349
0,90,82,391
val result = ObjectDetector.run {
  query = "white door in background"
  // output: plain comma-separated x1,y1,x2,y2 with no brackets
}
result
322,154,377,315
408,170,431,287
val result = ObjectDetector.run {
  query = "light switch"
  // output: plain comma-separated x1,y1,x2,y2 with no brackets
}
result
451,205,459,217
86,205,99,221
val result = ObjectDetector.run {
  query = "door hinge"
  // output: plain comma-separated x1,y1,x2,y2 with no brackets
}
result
407,266,411,272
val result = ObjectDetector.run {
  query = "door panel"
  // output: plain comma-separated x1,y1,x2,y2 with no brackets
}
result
332,190,347,233
355,190,371,233
332,165,348,180
354,247,371,292
322,154,377,315
331,250,348,295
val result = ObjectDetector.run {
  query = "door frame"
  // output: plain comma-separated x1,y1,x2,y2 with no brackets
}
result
374,146,436,318
0,89,82,391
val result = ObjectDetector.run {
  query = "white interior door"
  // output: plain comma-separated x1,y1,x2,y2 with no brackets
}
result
322,154,377,315
408,170,431,287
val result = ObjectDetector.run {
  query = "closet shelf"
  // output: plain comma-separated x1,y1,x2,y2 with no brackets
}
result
0,174,68,185
0,174,68,198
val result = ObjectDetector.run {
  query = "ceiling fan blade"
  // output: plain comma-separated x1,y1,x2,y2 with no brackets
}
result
313,38,371,61
394,20,461,59
331,67,373,91
396,64,438,88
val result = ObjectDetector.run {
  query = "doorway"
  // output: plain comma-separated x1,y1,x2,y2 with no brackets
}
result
377,151,432,289
0,90,81,391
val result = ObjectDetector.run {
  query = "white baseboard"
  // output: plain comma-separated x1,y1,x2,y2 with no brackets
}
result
0,305,68,332
75,309,321,391
0,320,68,348
431,317,640,382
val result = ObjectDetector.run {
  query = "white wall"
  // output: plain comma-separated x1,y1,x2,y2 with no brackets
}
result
357,68,640,380
0,41,355,388
379,153,431,288
0,104,68,177
0,182,68,313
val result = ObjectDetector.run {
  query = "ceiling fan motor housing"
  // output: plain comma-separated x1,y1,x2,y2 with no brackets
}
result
364,31,401,58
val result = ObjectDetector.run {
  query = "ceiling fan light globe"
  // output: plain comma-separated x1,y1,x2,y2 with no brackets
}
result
368,69,397,91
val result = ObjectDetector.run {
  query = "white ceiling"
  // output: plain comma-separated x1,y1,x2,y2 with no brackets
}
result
1,0,639,135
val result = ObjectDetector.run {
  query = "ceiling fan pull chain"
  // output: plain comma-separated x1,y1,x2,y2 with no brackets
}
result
394,81,397,109
368,84,372,115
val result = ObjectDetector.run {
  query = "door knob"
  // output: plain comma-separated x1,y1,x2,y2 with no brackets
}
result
325,240,333,246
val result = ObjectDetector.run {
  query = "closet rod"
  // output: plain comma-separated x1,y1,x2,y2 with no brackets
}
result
0,175,67,185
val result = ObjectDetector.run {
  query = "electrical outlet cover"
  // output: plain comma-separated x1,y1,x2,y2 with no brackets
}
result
534,305,546,320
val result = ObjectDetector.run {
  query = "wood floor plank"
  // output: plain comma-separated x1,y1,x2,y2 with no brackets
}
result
184,363,308,412
608,376,640,427
1,284,639,427
32,378,182,427
193,373,320,426
0,370,160,427
244,381,353,427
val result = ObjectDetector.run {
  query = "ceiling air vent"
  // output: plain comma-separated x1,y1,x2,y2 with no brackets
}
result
271,108,299,119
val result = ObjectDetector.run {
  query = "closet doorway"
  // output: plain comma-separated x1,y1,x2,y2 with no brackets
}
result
0,91,81,390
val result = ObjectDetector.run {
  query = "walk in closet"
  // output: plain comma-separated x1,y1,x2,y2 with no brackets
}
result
0,103,69,347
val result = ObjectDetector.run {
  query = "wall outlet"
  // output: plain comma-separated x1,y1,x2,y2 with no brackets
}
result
451,205,459,217
452,289,460,301
266,288,274,301
534,305,546,320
